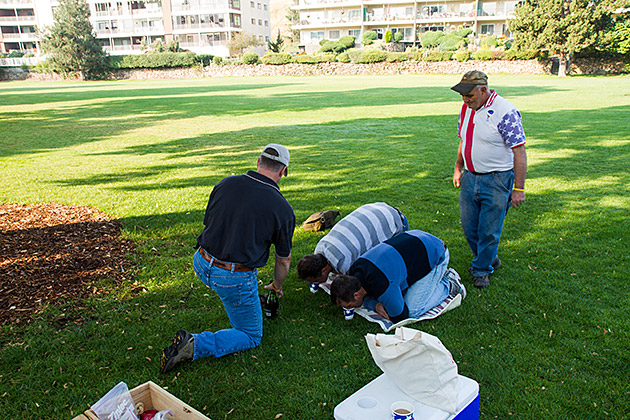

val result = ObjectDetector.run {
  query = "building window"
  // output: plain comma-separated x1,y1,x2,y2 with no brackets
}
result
264,20,268,26
258,3,261,9
250,1,254,7
310,31,324,42
258,19,262,25
329,30,340,39
264,4,267,10
348,29,360,38
265,36,269,42
481,24,494,35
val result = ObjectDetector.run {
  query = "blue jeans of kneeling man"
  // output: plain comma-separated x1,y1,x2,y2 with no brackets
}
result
404,248,451,318
192,249,262,359
460,169,514,277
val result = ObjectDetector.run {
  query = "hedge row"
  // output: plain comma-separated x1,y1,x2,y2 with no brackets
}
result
108,52,200,69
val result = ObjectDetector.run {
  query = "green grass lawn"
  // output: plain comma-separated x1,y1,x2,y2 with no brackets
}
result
1,74,629,420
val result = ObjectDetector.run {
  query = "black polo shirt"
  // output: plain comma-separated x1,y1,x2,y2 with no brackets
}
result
197,170,295,268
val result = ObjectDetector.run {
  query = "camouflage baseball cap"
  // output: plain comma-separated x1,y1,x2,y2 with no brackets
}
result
451,70,488,94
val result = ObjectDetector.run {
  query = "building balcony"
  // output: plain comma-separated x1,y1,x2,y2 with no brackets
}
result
296,0,362,8
0,0,33,6
173,21,226,30
1,32,36,40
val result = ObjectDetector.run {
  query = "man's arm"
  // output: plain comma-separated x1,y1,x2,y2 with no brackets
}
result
453,139,464,188
511,145,527,207
265,254,291,297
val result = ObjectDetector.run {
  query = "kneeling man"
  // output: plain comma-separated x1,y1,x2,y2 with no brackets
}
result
330,230,459,323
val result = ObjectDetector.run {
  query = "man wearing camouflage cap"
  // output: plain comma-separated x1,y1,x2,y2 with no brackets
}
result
451,70,527,289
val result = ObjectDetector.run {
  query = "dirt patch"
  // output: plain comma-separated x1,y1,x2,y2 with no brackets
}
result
0,203,135,325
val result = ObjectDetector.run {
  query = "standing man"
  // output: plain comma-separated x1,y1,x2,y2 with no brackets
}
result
160,144,295,373
451,70,527,289
297,202,408,283
330,230,464,323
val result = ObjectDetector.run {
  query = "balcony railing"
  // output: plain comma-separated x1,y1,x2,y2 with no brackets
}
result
173,21,226,30
0,0,33,5
1,32,36,39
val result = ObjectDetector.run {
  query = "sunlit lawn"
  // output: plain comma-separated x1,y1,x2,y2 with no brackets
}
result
0,73,629,419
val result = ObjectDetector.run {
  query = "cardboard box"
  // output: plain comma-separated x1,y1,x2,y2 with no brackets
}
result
73,381,210,420
334,373,479,420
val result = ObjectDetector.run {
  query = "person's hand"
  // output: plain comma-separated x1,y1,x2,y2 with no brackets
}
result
264,282,283,297
511,190,525,207
375,303,389,320
453,168,462,188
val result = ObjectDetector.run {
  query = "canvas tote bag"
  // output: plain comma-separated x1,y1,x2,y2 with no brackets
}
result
365,326,459,413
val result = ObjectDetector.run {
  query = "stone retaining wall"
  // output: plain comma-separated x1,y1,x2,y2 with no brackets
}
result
1,57,624,82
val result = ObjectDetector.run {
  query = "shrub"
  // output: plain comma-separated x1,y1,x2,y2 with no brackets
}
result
319,40,346,54
195,54,214,66
438,34,462,52
337,52,351,63
453,27,473,38
491,50,506,60
420,31,444,48
347,48,362,63
213,55,224,65
291,54,318,64
423,51,453,61
386,52,407,62
393,32,403,43
318,54,336,62
242,52,259,64
480,35,498,48
319,39,329,46
505,48,540,60
384,30,392,43
473,49,493,61
8,51,24,58
362,31,378,45
455,51,470,62
262,52,291,65
356,49,387,63
108,52,197,69
339,35,355,49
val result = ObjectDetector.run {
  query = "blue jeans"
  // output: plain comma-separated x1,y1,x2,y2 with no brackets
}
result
191,249,262,359
459,169,514,276
404,248,451,318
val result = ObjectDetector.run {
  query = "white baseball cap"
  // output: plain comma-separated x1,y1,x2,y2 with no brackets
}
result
260,144,290,168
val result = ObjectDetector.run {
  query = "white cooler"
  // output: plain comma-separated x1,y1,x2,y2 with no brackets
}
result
334,373,479,420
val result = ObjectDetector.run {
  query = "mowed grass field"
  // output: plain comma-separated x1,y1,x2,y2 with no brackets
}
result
0,74,629,420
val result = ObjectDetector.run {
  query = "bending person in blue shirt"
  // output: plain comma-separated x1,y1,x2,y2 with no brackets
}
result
330,230,453,323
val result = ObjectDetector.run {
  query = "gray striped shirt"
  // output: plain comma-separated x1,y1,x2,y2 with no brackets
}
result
314,202,407,274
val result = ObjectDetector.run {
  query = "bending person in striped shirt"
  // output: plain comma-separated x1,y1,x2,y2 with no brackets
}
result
297,202,408,283
330,230,460,323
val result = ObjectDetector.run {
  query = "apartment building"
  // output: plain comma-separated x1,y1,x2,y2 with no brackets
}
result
0,0,55,54
292,0,518,52
0,0,270,56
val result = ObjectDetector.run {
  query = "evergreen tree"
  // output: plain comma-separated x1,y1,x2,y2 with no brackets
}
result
268,30,284,53
39,0,107,80
509,0,615,76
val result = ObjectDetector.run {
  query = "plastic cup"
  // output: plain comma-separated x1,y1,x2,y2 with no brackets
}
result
391,401,415,420
343,307,354,320
309,282,319,293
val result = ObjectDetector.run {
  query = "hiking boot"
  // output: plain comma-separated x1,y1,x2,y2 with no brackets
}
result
492,257,502,270
473,274,490,289
160,329,194,374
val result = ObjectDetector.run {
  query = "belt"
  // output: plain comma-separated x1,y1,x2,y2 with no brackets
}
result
199,248,254,272
466,169,512,176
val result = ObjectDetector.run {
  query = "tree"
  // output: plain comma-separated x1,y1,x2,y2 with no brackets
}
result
39,0,106,80
604,12,630,54
509,0,615,76
286,1,301,44
268,30,284,53
227,32,262,56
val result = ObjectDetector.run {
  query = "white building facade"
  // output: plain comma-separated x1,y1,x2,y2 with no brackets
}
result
292,0,518,53
0,0,270,56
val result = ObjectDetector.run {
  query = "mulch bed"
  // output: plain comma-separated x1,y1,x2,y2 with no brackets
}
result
0,203,135,325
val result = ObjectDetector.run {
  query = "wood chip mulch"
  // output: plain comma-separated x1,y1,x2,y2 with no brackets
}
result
0,203,135,325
